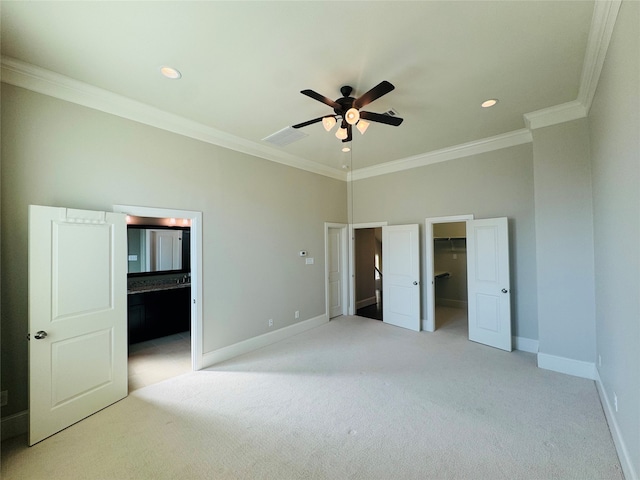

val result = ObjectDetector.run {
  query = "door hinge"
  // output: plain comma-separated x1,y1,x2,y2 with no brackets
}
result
27,333,30,341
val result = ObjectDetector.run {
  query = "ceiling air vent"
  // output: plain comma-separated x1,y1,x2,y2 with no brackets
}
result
262,127,308,147
383,108,399,117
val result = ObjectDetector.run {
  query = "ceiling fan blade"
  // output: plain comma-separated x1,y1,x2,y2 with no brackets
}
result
353,81,395,109
301,89,341,110
292,116,325,129
359,111,404,126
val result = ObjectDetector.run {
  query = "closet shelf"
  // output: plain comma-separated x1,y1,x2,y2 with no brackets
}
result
434,271,451,279
434,236,466,241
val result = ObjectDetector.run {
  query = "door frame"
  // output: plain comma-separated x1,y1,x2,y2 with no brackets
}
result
114,204,203,370
324,223,349,319
424,214,474,332
349,222,388,315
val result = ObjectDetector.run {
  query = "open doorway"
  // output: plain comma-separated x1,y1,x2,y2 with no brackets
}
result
354,227,383,320
126,215,192,391
432,222,468,335
426,214,512,351
114,204,203,389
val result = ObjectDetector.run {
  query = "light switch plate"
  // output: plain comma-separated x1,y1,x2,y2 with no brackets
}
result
305,257,314,265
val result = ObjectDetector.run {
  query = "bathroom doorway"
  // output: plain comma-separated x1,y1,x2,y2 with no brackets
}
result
114,204,203,390
126,215,192,391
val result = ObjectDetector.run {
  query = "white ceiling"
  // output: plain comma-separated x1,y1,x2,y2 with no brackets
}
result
1,1,595,174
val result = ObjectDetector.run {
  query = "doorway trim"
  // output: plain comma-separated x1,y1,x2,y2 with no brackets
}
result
349,222,388,315
424,214,473,332
324,223,349,319
114,204,203,370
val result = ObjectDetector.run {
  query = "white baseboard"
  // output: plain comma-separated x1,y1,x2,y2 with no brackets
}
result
435,298,468,309
201,314,329,369
1,410,28,440
595,371,638,480
356,297,377,309
537,352,597,380
512,336,539,353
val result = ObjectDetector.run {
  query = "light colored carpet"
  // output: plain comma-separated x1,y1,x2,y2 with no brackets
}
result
1,312,623,479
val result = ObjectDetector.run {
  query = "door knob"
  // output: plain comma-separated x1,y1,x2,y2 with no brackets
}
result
34,331,48,340
501,288,508,293
413,281,419,285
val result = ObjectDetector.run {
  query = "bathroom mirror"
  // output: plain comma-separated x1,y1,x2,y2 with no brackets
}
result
127,226,190,274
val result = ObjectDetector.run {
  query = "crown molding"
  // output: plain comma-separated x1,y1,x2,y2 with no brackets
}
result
577,0,622,113
1,0,621,182
348,129,533,181
523,0,621,131
0,56,347,182
523,100,588,131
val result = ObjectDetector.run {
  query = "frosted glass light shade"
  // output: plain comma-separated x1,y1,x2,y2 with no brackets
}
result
322,116,337,131
356,120,370,135
336,127,348,140
345,108,360,125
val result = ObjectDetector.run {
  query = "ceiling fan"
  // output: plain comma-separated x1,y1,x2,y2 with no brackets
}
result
292,81,403,143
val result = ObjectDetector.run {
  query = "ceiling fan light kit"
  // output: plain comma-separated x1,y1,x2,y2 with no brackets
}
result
356,120,370,135
292,80,404,144
322,116,337,131
345,107,360,125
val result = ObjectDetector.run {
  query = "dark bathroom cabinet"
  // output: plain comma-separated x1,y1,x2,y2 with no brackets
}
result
127,287,191,344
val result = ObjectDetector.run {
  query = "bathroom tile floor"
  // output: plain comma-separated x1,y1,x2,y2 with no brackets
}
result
128,331,191,392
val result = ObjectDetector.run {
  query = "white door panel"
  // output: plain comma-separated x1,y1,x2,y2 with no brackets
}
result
328,227,345,318
29,205,127,445
150,229,182,271
383,225,420,331
467,217,511,351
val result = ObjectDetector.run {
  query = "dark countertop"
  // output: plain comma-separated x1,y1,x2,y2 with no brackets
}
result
128,283,191,294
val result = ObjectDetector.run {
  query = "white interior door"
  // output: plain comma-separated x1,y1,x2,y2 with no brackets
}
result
151,229,182,271
466,217,512,351
328,227,344,318
29,205,128,445
382,224,420,331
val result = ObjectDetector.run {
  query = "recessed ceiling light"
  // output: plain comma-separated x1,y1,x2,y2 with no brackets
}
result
160,66,182,79
342,146,351,152
481,98,499,108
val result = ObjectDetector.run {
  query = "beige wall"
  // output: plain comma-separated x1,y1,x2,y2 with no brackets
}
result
532,118,596,363
0,84,347,417
433,222,466,238
588,0,639,474
351,143,538,340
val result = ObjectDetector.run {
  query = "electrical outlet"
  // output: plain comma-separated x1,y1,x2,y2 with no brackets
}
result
0,390,8,407
295,311,300,319
268,319,273,327
614,393,618,412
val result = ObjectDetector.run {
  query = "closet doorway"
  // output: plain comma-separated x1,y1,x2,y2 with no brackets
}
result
425,215,512,351
425,215,473,333
432,221,468,335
